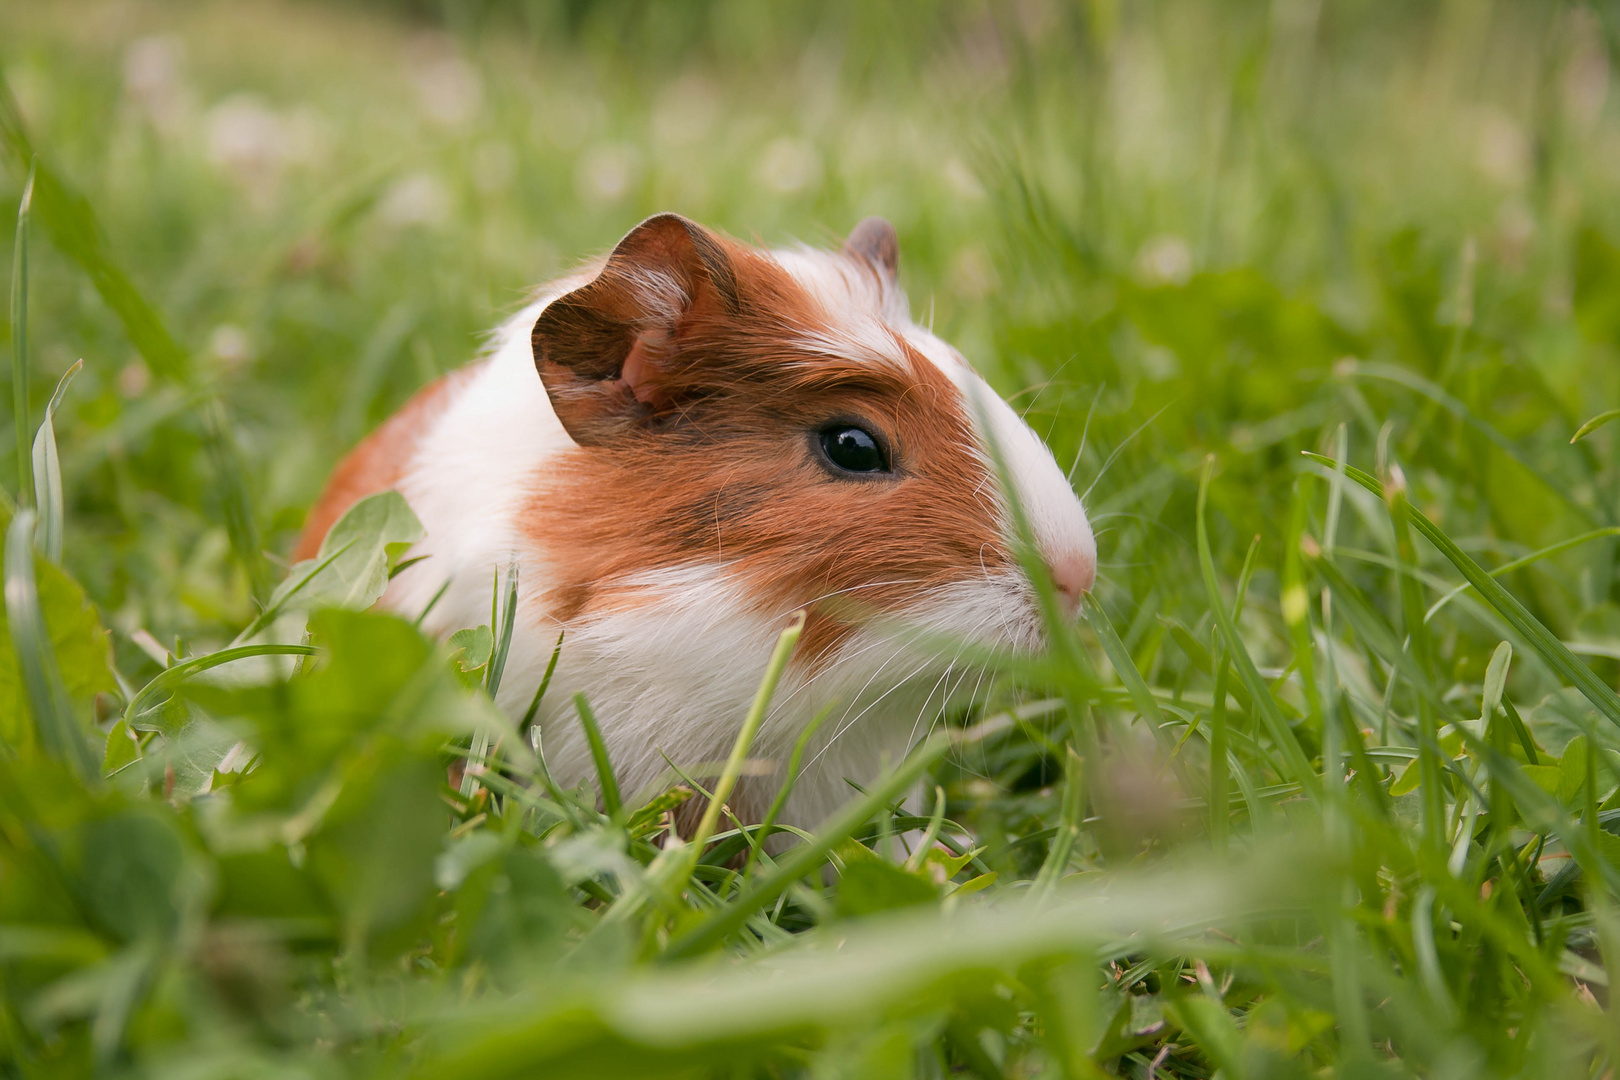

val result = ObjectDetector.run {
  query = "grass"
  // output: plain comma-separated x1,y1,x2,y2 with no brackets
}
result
4,0,1620,1075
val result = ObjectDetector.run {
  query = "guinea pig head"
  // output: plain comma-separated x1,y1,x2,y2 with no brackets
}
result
528,212,1095,668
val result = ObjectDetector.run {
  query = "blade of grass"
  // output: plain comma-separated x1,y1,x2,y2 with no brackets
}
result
1340,360,1605,526
1197,458,1319,795
120,642,319,728
461,563,521,802
662,729,960,959
964,382,1097,762
30,359,80,562
903,785,950,874
1084,602,1196,793
1385,464,1446,852
1423,527,1620,623
4,509,96,778
686,613,803,861
1304,452,1620,731
574,692,622,819
0,88,190,382
204,400,268,602
739,699,835,881
519,630,565,737
1032,747,1085,899
486,561,519,699
1572,409,1620,443
1207,534,1260,851
10,164,32,508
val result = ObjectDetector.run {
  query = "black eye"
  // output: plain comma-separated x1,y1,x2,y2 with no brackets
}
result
819,425,890,474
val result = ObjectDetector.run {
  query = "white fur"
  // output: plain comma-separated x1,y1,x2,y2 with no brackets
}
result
375,241,1095,828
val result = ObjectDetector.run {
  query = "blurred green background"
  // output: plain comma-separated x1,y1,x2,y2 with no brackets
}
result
5,0,1618,669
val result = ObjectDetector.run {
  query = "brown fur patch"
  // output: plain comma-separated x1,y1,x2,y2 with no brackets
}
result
293,365,478,561
519,238,1004,666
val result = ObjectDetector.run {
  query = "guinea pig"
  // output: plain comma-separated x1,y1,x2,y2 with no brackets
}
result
295,213,1095,829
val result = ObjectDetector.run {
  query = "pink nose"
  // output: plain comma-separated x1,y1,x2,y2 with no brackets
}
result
1048,549,1096,616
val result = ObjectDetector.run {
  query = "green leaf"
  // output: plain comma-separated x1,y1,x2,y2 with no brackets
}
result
1,509,103,777
835,853,939,918
626,785,696,838
449,624,494,675
0,542,116,764
1163,995,1244,1075
73,809,190,943
1481,642,1511,725
1390,757,1423,797
1558,736,1586,804
1522,764,1563,797
243,490,424,642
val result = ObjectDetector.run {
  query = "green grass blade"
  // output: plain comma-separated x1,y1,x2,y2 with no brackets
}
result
1196,458,1319,795
574,692,622,818
1341,360,1605,526
30,359,80,562
1385,465,1446,851
1571,408,1620,443
739,699,834,881
121,642,319,727
486,561,519,699
0,88,190,383
204,400,267,601
1303,451,1620,731
4,508,95,779
10,164,32,508
1423,527,1620,623
519,630,564,737
688,613,802,854
663,729,959,959
1084,601,1191,784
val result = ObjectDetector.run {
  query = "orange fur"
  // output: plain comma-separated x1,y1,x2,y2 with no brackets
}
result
521,233,1001,666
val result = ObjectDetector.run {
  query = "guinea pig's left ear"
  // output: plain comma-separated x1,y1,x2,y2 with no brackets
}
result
843,217,899,281
532,213,741,447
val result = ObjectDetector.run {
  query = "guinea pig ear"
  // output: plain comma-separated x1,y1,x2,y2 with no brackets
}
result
843,216,899,281
531,213,741,446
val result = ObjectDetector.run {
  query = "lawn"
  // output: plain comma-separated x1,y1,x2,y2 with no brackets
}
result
4,0,1620,1076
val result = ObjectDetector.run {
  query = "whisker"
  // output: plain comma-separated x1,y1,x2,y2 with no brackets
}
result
1068,382,1106,485
1018,353,1078,420
1082,400,1173,503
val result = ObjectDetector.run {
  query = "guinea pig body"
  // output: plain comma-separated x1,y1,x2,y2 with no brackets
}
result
298,214,1095,829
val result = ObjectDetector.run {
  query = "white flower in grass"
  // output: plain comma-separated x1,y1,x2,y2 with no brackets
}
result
206,94,289,206
1135,234,1192,286
756,136,820,194
576,145,638,206
209,324,252,368
123,35,190,136
414,53,483,130
378,173,452,230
